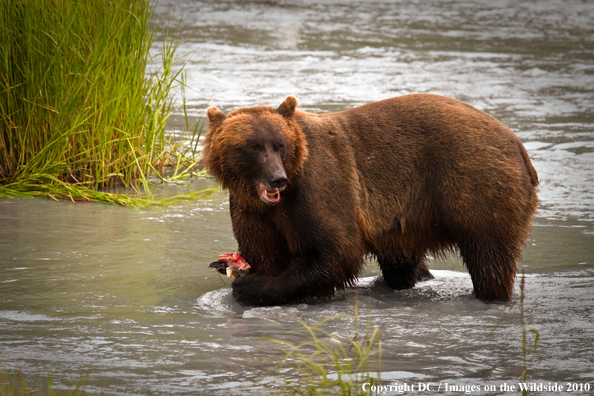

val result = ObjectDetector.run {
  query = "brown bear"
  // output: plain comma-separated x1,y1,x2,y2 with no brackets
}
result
203,94,538,306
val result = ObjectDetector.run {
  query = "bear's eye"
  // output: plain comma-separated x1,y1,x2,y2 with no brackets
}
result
249,144,261,152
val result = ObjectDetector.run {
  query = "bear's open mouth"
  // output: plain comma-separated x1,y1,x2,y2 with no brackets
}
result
259,183,283,204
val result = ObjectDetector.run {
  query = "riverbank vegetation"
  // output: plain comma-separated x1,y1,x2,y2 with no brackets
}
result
0,0,209,207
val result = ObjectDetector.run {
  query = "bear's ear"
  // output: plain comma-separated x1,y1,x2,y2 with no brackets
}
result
206,106,226,125
276,96,297,117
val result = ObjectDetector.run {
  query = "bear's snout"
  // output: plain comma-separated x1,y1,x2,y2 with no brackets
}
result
261,147,287,190
269,173,287,190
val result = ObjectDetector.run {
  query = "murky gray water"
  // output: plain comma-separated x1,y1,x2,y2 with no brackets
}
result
2,0,594,394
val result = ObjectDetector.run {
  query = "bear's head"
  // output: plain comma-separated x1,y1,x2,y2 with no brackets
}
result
202,96,308,206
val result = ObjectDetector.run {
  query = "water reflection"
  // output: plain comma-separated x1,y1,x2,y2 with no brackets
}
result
1,0,593,394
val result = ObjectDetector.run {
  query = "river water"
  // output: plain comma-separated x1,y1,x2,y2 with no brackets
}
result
1,0,593,395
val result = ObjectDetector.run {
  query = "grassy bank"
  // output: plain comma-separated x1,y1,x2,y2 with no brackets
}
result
0,0,207,207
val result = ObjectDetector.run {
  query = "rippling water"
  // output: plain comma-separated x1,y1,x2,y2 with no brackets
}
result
1,0,593,394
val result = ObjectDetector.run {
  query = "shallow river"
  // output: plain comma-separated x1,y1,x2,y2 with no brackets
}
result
1,0,594,395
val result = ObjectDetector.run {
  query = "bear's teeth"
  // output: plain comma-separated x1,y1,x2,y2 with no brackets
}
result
259,184,281,203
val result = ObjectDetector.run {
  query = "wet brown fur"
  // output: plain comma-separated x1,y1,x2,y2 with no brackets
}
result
203,94,539,306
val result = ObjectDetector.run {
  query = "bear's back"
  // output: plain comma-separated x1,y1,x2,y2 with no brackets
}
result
291,94,536,245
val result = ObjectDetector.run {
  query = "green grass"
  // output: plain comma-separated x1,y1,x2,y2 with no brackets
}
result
266,294,382,396
0,0,209,207
0,370,95,396
519,272,540,395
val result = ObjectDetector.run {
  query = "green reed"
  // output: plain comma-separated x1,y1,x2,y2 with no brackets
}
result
0,0,207,206
266,294,382,396
519,272,540,395
0,369,94,396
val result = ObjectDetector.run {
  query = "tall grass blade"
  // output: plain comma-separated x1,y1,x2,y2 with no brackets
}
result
265,297,381,395
519,271,540,395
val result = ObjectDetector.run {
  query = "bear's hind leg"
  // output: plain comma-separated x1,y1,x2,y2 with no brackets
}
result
458,238,518,302
379,255,434,290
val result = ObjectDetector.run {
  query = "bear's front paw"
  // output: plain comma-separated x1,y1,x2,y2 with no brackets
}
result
232,275,284,306
232,275,265,306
